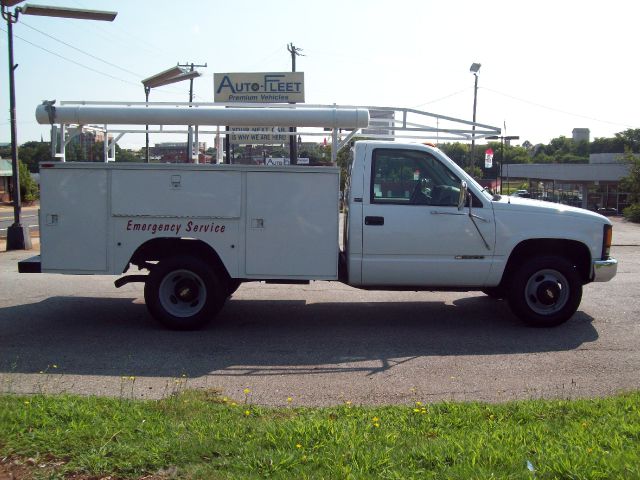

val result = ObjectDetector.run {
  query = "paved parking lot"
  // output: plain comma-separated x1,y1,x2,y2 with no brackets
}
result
0,217,638,406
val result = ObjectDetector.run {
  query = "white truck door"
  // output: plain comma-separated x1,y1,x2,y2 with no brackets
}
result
361,147,495,287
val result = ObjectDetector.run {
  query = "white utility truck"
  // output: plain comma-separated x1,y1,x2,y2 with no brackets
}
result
19,102,618,329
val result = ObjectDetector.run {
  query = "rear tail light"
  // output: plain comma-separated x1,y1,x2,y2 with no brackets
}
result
602,224,613,259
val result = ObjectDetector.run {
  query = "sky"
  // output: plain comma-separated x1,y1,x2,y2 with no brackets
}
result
0,0,638,149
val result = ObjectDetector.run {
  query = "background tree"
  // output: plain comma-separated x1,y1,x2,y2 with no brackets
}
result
438,142,468,168
619,148,640,222
19,160,38,202
17,141,51,172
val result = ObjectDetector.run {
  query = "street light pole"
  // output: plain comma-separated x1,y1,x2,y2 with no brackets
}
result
3,7,29,249
144,86,150,163
469,63,481,172
2,1,116,251
142,66,201,163
486,135,519,194
287,43,303,165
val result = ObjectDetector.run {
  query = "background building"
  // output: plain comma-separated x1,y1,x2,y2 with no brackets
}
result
0,158,11,202
66,127,114,162
153,142,209,163
506,152,631,212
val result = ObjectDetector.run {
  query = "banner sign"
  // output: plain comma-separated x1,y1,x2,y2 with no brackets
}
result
214,72,305,103
230,126,288,144
484,148,494,168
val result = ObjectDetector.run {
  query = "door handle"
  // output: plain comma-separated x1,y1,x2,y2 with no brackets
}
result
365,216,384,226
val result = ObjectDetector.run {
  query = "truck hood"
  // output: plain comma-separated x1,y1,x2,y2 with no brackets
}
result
492,196,611,224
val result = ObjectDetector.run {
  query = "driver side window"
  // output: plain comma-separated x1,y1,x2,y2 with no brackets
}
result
370,148,461,206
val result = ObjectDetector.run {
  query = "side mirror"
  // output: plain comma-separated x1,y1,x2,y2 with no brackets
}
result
458,181,468,210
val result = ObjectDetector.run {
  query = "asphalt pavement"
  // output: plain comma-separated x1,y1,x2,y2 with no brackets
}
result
0,205,39,238
0,217,638,406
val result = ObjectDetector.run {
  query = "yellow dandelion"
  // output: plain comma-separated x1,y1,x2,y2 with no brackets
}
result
129,376,135,381
222,397,228,403
413,408,420,413
582,422,588,428
24,400,30,405
373,423,380,428
287,397,293,403
420,409,427,414
243,388,251,394
415,401,422,406
345,400,352,406
296,444,302,449
372,416,379,423
230,402,237,406
244,410,251,416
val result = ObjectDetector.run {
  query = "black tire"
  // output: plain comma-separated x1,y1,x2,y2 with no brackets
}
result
144,255,228,330
482,287,505,299
507,255,582,327
227,279,242,297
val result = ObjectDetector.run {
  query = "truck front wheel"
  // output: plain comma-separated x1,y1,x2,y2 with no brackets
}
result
507,255,582,327
144,255,227,330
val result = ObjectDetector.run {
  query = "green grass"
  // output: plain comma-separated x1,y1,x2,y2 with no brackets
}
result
1,390,639,479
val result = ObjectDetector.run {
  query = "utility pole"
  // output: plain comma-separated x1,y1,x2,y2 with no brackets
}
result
469,63,481,172
287,43,303,165
178,62,206,163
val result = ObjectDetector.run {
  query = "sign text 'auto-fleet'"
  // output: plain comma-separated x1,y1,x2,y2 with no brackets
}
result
214,72,304,103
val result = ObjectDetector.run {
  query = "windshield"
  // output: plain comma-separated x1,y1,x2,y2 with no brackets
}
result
433,148,494,201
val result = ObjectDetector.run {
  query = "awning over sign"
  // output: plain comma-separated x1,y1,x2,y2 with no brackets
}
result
0,159,13,177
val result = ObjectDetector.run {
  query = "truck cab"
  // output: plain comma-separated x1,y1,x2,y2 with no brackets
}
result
342,141,617,327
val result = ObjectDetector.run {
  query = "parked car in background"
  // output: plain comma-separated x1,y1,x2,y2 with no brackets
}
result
597,207,618,216
511,189,531,198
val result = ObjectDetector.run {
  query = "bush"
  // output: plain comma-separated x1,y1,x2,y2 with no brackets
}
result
19,160,39,202
623,203,640,223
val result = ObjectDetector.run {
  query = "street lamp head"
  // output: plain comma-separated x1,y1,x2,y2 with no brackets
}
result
470,62,481,74
19,3,117,21
1,0,25,7
142,70,200,89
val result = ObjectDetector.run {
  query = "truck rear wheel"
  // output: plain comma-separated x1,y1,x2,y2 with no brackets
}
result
507,255,582,327
482,287,505,299
144,255,227,330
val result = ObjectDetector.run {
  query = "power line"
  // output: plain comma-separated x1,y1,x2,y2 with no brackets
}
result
19,21,142,79
0,25,141,87
483,86,638,130
0,26,200,98
414,87,472,108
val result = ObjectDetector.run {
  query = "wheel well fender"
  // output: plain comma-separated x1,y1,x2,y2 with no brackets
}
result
502,239,592,285
128,238,230,280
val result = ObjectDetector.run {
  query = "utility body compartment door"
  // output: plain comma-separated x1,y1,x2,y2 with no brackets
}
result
40,168,108,272
245,169,339,279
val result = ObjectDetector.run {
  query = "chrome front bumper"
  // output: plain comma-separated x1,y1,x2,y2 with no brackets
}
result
592,258,618,282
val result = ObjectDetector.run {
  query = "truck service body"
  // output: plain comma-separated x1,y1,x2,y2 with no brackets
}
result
19,103,618,329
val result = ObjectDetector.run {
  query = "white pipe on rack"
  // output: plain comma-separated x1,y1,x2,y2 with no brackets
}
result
36,105,370,129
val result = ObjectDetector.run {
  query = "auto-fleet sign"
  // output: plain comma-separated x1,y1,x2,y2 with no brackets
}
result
214,72,304,103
